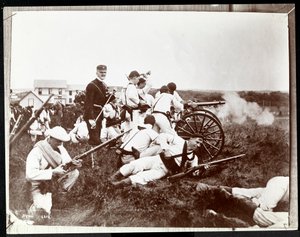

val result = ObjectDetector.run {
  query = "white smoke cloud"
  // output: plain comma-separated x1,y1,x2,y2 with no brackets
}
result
211,92,274,125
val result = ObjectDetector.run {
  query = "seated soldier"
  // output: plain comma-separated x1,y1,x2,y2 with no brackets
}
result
195,176,289,228
69,120,89,144
110,133,201,186
26,126,81,223
100,95,122,143
117,115,159,166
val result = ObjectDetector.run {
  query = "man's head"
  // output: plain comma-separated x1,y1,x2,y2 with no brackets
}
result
167,82,177,95
160,85,169,94
144,115,156,127
187,137,202,151
45,126,70,149
96,64,107,80
128,70,140,85
137,77,147,89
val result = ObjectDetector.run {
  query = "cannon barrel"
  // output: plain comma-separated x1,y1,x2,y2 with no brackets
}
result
191,100,225,107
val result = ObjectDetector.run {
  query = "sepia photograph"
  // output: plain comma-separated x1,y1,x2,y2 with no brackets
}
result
4,4,297,234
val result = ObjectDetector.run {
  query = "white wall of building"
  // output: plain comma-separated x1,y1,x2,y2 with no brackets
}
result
19,93,43,110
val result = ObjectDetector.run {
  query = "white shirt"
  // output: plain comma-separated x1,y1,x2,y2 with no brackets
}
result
26,141,72,181
121,124,159,152
152,93,184,113
137,78,152,101
155,91,183,103
39,109,51,124
145,94,155,107
155,133,198,167
103,103,120,119
125,83,140,108
69,121,89,141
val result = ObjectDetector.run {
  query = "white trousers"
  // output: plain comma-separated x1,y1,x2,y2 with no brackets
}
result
120,155,168,185
100,126,121,141
30,169,79,214
152,113,177,135
121,110,141,141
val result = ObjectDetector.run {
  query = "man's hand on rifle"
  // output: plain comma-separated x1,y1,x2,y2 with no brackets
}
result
89,119,96,128
52,164,67,176
72,159,83,168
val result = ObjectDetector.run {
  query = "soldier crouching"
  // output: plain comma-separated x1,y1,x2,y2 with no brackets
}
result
26,126,81,224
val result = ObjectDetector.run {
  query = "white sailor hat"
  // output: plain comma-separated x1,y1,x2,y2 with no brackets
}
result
45,126,70,142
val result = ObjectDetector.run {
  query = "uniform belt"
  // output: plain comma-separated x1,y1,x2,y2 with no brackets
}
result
159,152,181,174
152,111,172,126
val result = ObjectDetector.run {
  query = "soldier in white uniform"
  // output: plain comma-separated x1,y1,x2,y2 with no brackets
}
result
120,70,143,140
69,121,89,143
117,115,159,165
151,85,184,135
232,176,289,227
100,95,121,142
110,133,201,186
26,126,81,222
39,106,51,131
196,176,289,228
137,76,153,124
155,82,183,103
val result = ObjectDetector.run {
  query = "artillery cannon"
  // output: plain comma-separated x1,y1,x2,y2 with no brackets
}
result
174,100,226,161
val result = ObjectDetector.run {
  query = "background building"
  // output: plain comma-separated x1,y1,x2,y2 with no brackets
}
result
10,91,43,110
33,80,85,105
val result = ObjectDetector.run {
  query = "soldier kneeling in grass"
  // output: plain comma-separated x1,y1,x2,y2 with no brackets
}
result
26,126,82,224
110,133,201,186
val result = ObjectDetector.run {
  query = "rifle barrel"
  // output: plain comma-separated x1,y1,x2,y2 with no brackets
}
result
168,154,245,181
10,94,54,145
73,129,132,160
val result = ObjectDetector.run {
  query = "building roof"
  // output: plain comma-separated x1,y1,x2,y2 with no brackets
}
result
34,80,67,88
10,91,43,105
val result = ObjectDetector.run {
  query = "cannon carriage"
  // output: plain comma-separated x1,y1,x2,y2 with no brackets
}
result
173,101,226,161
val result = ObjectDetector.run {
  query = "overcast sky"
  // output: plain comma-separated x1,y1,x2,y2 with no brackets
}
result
9,11,289,91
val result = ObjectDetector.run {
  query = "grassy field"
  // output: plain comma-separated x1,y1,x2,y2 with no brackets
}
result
8,114,290,228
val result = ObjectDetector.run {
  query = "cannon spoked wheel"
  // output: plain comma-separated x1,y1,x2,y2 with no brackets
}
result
175,111,225,161
197,108,222,126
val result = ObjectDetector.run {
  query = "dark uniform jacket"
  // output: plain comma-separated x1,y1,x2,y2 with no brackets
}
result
84,78,108,120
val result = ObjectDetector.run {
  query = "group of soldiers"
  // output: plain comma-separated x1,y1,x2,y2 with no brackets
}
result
22,64,289,227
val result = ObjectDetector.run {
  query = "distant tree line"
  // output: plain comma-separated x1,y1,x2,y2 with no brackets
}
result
148,89,289,108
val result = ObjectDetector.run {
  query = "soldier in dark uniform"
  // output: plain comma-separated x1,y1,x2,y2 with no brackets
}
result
84,64,109,145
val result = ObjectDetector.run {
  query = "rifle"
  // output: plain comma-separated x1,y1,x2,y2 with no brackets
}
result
10,114,24,136
167,154,246,181
62,128,132,171
10,94,54,145
91,93,114,129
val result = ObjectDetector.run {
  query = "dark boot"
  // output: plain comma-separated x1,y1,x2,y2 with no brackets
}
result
215,188,258,218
